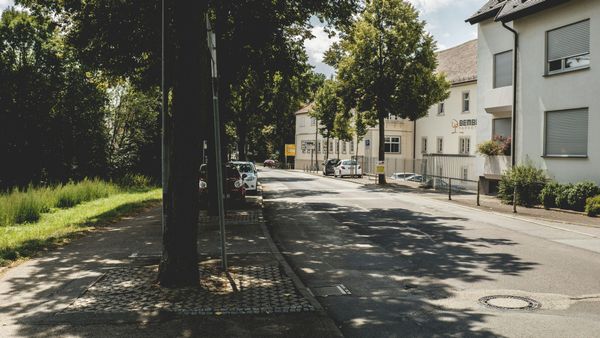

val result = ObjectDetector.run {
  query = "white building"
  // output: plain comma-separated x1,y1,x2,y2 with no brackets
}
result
294,105,414,173
415,39,481,181
468,0,600,185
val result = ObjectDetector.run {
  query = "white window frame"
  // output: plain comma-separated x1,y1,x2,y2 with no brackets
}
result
546,19,591,75
384,136,401,153
421,137,428,154
350,141,354,154
462,91,470,113
342,142,347,154
436,137,443,154
459,136,471,155
300,117,305,127
437,102,445,116
310,117,316,126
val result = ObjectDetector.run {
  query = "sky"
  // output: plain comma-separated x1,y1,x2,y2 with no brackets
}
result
1,0,484,77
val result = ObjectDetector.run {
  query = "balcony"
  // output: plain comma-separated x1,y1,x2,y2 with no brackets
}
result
483,155,511,179
484,86,512,114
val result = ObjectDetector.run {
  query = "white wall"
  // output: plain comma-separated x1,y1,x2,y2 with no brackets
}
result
514,1,600,184
415,81,478,157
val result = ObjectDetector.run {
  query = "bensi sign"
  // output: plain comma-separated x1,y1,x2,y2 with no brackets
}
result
452,119,477,133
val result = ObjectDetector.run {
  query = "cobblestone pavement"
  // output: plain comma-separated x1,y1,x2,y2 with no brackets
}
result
198,210,263,225
63,264,314,316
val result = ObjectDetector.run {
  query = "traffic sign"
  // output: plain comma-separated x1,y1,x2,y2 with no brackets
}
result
285,144,296,157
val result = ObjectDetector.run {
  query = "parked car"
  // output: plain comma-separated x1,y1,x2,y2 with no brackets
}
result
199,164,246,201
322,158,340,176
390,172,416,181
422,178,465,192
406,174,424,182
263,159,278,168
230,161,258,194
334,159,362,178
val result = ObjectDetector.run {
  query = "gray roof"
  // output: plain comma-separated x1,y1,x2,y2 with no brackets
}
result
467,0,570,24
437,39,478,85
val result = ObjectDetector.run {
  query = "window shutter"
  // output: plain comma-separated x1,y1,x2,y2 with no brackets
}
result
548,20,590,61
493,118,512,138
494,51,513,88
546,109,588,156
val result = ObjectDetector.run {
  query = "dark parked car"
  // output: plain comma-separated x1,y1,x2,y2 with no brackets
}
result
322,158,340,176
199,164,246,201
263,159,278,168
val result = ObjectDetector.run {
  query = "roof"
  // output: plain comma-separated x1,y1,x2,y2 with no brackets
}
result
466,0,507,24
437,39,478,84
294,102,314,115
467,0,570,24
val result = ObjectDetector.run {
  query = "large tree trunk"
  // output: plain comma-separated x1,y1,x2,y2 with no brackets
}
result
378,115,386,184
158,0,208,287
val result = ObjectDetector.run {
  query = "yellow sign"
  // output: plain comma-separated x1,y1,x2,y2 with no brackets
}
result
285,144,296,157
376,162,385,174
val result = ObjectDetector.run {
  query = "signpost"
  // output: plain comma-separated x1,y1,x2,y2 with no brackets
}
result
285,144,296,168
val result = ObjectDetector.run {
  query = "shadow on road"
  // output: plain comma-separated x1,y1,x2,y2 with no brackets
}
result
264,195,538,337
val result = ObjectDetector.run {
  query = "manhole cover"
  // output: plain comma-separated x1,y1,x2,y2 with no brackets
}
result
310,284,351,297
479,295,541,311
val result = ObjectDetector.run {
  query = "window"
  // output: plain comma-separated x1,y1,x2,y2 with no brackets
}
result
547,20,590,74
462,167,469,180
329,141,333,152
462,92,470,112
494,50,513,88
310,117,316,126
300,117,305,127
421,137,428,154
459,137,471,154
545,108,588,156
335,142,339,153
342,142,347,154
350,141,354,153
436,137,443,153
317,141,321,153
384,136,401,153
301,140,307,154
437,102,445,115
493,118,512,139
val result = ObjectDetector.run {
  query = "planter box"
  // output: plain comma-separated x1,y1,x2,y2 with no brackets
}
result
484,156,511,180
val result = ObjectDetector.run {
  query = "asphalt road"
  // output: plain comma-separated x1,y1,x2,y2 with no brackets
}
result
260,168,600,338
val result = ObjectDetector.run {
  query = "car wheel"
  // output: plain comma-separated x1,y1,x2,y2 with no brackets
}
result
358,175,362,178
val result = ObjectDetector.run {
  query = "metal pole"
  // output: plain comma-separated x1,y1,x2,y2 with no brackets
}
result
513,184,518,213
207,15,227,271
477,179,481,206
161,0,167,235
448,178,452,200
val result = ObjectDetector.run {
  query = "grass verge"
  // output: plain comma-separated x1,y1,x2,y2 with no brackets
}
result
0,188,161,267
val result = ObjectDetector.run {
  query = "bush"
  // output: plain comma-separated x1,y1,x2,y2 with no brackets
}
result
586,195,600,217
554,183,573,210
117,174,153,191
498,164,547,207
566,181,600,212
476,140,504,156
540,181,562,209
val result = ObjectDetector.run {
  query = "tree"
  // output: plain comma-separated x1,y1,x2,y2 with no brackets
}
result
336,0,450,184
310,80,343,161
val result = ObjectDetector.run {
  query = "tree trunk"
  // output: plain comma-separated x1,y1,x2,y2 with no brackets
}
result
378,115,386,184
158,0,208,287
325,135,330,160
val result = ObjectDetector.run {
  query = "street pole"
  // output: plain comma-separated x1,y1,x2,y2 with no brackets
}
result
161,0,168,236
207,15,227,271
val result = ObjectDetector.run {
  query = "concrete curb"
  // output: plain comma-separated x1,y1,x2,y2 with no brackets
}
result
256,188,344,337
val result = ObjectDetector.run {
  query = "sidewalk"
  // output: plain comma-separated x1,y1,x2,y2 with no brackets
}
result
298,169,600,229
0,195,341,337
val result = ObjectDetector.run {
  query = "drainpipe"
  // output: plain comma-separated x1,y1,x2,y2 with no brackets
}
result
501,21,518,167
412,119,417,173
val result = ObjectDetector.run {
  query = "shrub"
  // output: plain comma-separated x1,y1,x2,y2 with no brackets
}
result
0,186,54,226
117,174,152,190
540,181,562,209
586,195,600,217
567,181,600,212
477,140,503,156
498,164,547,207
554,183,573,210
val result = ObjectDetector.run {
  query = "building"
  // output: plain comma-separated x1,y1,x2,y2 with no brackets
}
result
294,105,414,174
468,0,600,185
415,39,481,182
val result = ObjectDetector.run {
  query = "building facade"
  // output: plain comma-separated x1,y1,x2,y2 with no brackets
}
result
415,39,481,181
469,0,600,185
294,105,414,174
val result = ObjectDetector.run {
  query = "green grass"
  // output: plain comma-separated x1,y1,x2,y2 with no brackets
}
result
0,188,161,267
0,179,122,227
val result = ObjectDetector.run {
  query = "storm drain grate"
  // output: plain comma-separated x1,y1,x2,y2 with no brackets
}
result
479,295,541,311
310,284,351,297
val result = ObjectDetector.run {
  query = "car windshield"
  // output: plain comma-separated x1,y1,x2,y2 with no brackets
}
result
234,163,254,173
342,160,357,165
